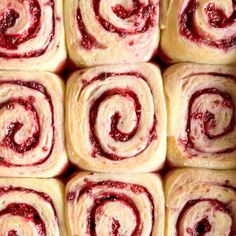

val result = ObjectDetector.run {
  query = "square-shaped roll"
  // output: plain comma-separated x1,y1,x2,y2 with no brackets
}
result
64,0,160,67
0,178,66,235
164,63,236,169
160,0,236,65
0,71,68,177
165,169,236,235
66,172,164,236
0,0,66,72
66,63,167,173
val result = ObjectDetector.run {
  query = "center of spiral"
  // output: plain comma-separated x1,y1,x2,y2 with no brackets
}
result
183,86,235,154
0,9,19,33
0,0,56,58
0,203,46,235
194,218,211,235
179,0,236,49
112,218,120,236
0,98,40,153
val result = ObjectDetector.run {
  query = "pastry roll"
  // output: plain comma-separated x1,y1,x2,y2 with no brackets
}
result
0,178,66,235
165,169,236,236
160,0,236,64
0,71,68,177
66,172,164,236
164,63,236,169
0,0,66,72
65,0,160,67
66,63,167,173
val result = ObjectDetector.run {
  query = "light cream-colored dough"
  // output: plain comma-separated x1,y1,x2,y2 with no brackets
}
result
165,168,236,236
0,71,68,177
160,0,236,65
66,172,164,236
64,0,160,67
66,63,167,173
0,0,66,72
0,178,67,235
164,63,236,169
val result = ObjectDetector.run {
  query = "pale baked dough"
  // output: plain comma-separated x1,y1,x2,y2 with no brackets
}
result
160,0,236,64
0,0,66,72
66,172,164,236
164,63,236,169
0,178,67,235
165,168,236,236
64,0,160,67
66,63,167,173
0,71,68,177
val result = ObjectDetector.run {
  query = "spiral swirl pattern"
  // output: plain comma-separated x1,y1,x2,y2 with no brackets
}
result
66,64,166,173
164,64,236,169
0,178,66,236
0,71,67,177
165,169,236,236
0,0,66,71
66,173,164,236
160,0,236,64
65,0,159,67
186,86,235,154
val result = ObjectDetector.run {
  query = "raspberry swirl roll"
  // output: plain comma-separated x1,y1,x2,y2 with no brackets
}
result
66,172,164,236
160,0,236,64
0,178,66,235
0,0,66,72
66,63,167,173
65,0,160,67
164,64,236,169
0,71,68,177
165,169,236,236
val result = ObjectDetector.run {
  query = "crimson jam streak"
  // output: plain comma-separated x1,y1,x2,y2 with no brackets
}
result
0,80,54,167
0,0,55,58
179,0,236,50
82,72,157,161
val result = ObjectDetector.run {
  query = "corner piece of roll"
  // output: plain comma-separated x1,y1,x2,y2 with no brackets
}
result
64,0,160,67
0,0,66,72
165,168,236,235
0,71,68,177
0,178,66,235
65,172,164,236
164,63,236,169
160,0,236,65
66,63,167,173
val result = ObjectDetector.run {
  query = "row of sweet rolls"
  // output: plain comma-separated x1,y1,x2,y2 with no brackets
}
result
0,63,235,177
0,168,234,235
0,0,235,72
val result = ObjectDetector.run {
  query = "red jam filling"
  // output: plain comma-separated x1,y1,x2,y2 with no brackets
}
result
82,72,157,161
67,180,154,236
0,186,58,236
176,198,234,236
7,230,17,236
111,218,120,236
90,194,141,235
76,8,101,50
179,73,236,155
0,98,40,153
77,0,156,49
194,218,211,235
0,203,46,235
0,80,54,167
179,0,236,49
0,0,55,58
